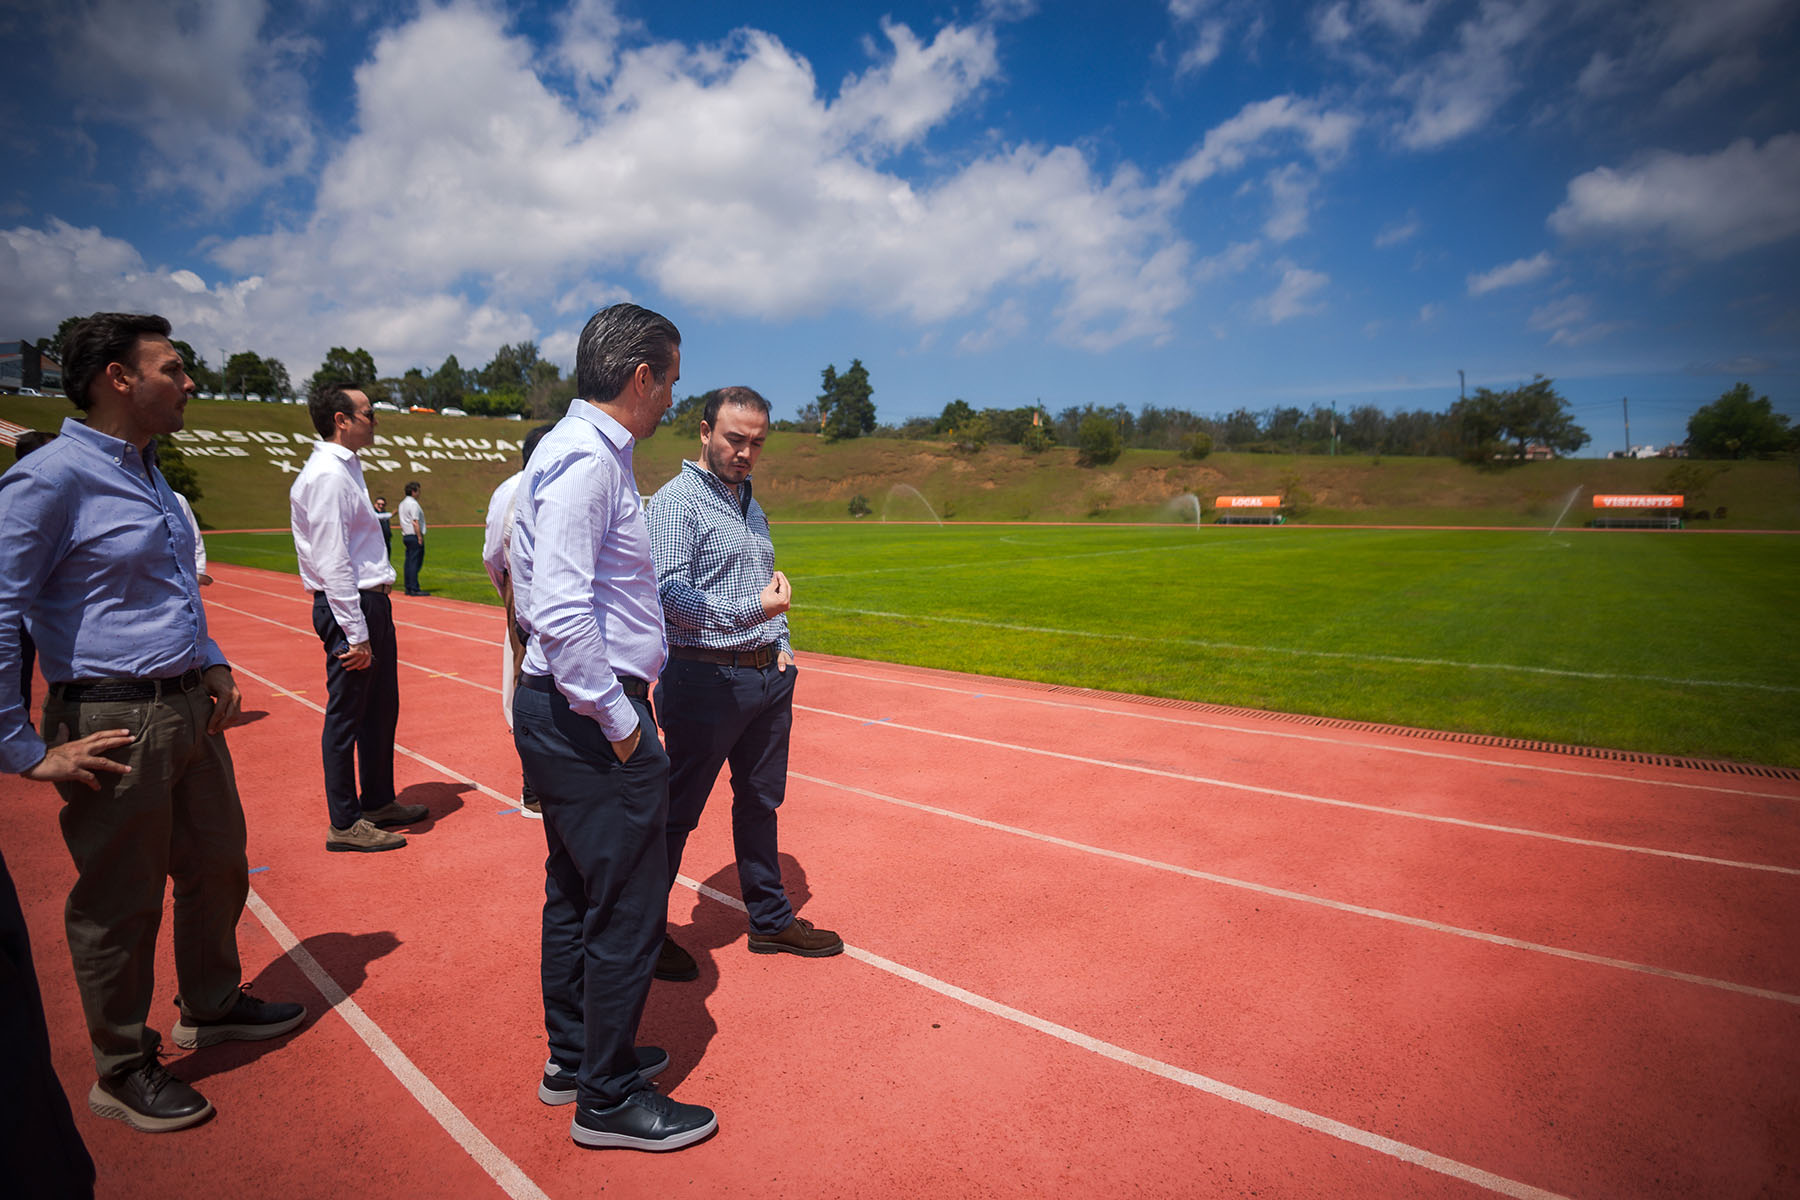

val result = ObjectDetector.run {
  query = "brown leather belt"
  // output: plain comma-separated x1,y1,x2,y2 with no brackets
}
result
670,644,777,669
53,668,206,703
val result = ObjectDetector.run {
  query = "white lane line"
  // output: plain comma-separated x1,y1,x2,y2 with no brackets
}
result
802,663,1800,802
209,602,504,693
796,703,1800,878
674,876,1568,1200
802,604,1800,694
243,889,549,1200
231,663,515,806
790,772,1800,1008
212,581,505,646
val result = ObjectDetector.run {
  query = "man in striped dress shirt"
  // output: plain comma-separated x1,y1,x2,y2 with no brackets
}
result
646,386,842,983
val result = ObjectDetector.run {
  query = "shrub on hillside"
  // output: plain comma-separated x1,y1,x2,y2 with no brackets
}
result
1077,415,1122,466
848,493,872,518
1180,431,1212,461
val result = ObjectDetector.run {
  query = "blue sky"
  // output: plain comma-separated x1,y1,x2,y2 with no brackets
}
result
2,0,1796,454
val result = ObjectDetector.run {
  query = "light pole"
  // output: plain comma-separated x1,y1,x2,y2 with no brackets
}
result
1458,369,1465,400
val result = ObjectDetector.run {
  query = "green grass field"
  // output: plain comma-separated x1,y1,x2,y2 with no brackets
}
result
209,523,1800,768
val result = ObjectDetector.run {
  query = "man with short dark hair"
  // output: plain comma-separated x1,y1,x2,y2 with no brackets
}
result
511,302,715,1151
291,381,424,852
648,387,841,980
0,312,305,1134
373,495,393,555
398,480,428,595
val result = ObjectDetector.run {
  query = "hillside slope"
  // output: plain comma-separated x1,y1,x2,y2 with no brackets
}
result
5,395,1796,529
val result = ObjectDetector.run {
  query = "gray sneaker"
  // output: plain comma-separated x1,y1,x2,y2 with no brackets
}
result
326,818,406,853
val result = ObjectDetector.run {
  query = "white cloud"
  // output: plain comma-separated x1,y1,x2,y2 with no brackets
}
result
1168,94,1358,190
958,298,1028,352
1374,213,1420,247
832,20,999,152
1257,262,1329,323
52,0,317,208
1393,0,1547,149
1167,1,1226,74
1417,302,1441,323
3,4,1215,375
1572,0,1793,109
1548,135,1800,259
1526,292,1624,346
1193,240,1259,282
1466,250,1554,295
1262,164,1315,242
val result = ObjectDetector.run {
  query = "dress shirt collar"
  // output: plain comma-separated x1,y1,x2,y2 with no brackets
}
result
59,415,144,463
681,458,754,514
314,439,358,464
566,397,634,452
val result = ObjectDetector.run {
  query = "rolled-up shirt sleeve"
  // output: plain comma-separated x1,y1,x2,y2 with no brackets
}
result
529,452,638,742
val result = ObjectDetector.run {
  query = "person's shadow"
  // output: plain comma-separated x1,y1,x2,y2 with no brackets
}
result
387,780,469,832
177,929,401,1084
644,853,817,1092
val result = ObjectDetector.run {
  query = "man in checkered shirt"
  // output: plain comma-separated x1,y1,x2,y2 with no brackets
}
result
646,386,842,981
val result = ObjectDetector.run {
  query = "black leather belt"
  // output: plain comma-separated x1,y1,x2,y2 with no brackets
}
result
521,674,650,700
313,585,392,597
53,668,206,703
670,644,778,669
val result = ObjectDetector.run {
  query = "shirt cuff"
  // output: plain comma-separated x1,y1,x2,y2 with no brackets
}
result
599,690,640,743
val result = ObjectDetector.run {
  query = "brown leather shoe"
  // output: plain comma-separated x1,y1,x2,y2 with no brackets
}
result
747,917,843,958
326,818,406,853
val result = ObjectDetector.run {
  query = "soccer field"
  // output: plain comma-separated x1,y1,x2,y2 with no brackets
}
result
209,523,1800,767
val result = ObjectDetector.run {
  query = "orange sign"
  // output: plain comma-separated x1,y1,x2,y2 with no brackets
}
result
1215,495,1282,508
1592,494,1682,508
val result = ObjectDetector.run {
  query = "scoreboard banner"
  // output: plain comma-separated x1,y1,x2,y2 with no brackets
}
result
1592,495,1683,509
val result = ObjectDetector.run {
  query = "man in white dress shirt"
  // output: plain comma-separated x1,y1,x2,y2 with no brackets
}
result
290,382,427,852
482,423,554,819
398,481,428,595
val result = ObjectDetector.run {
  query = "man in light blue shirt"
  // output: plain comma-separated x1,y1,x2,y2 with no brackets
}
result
0,313,304,1135
509,302,716,1152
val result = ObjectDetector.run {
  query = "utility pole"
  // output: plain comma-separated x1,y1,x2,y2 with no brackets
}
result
1621,396,1630,457
1330,400,1338,456
1458,369,1465,400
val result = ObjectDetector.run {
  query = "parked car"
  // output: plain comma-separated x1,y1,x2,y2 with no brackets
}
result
441,407,467,417
373,401,400,412
408,405,437,414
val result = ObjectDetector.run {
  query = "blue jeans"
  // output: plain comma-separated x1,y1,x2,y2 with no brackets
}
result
514,678,668,1107
654,655,796,935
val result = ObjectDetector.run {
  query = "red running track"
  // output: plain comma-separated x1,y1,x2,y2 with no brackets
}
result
3,562,1797,1198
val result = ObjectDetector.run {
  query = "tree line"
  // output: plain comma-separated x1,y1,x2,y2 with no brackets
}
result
27,317,1794,459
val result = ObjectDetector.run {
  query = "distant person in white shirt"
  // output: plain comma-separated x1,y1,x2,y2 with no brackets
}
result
289,382,427,853
398,481,427,595
482,424,556,819
171,491,210,585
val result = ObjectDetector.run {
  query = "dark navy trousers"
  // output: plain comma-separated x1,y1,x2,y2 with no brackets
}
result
312,590,400,830
401,535,424,594
514,679,668,1108
655,655,796,936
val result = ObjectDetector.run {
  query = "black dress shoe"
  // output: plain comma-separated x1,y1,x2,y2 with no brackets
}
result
571,1088,716,1150
89,1060,213,1133
655,934,699,981
538,1047,670,1105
